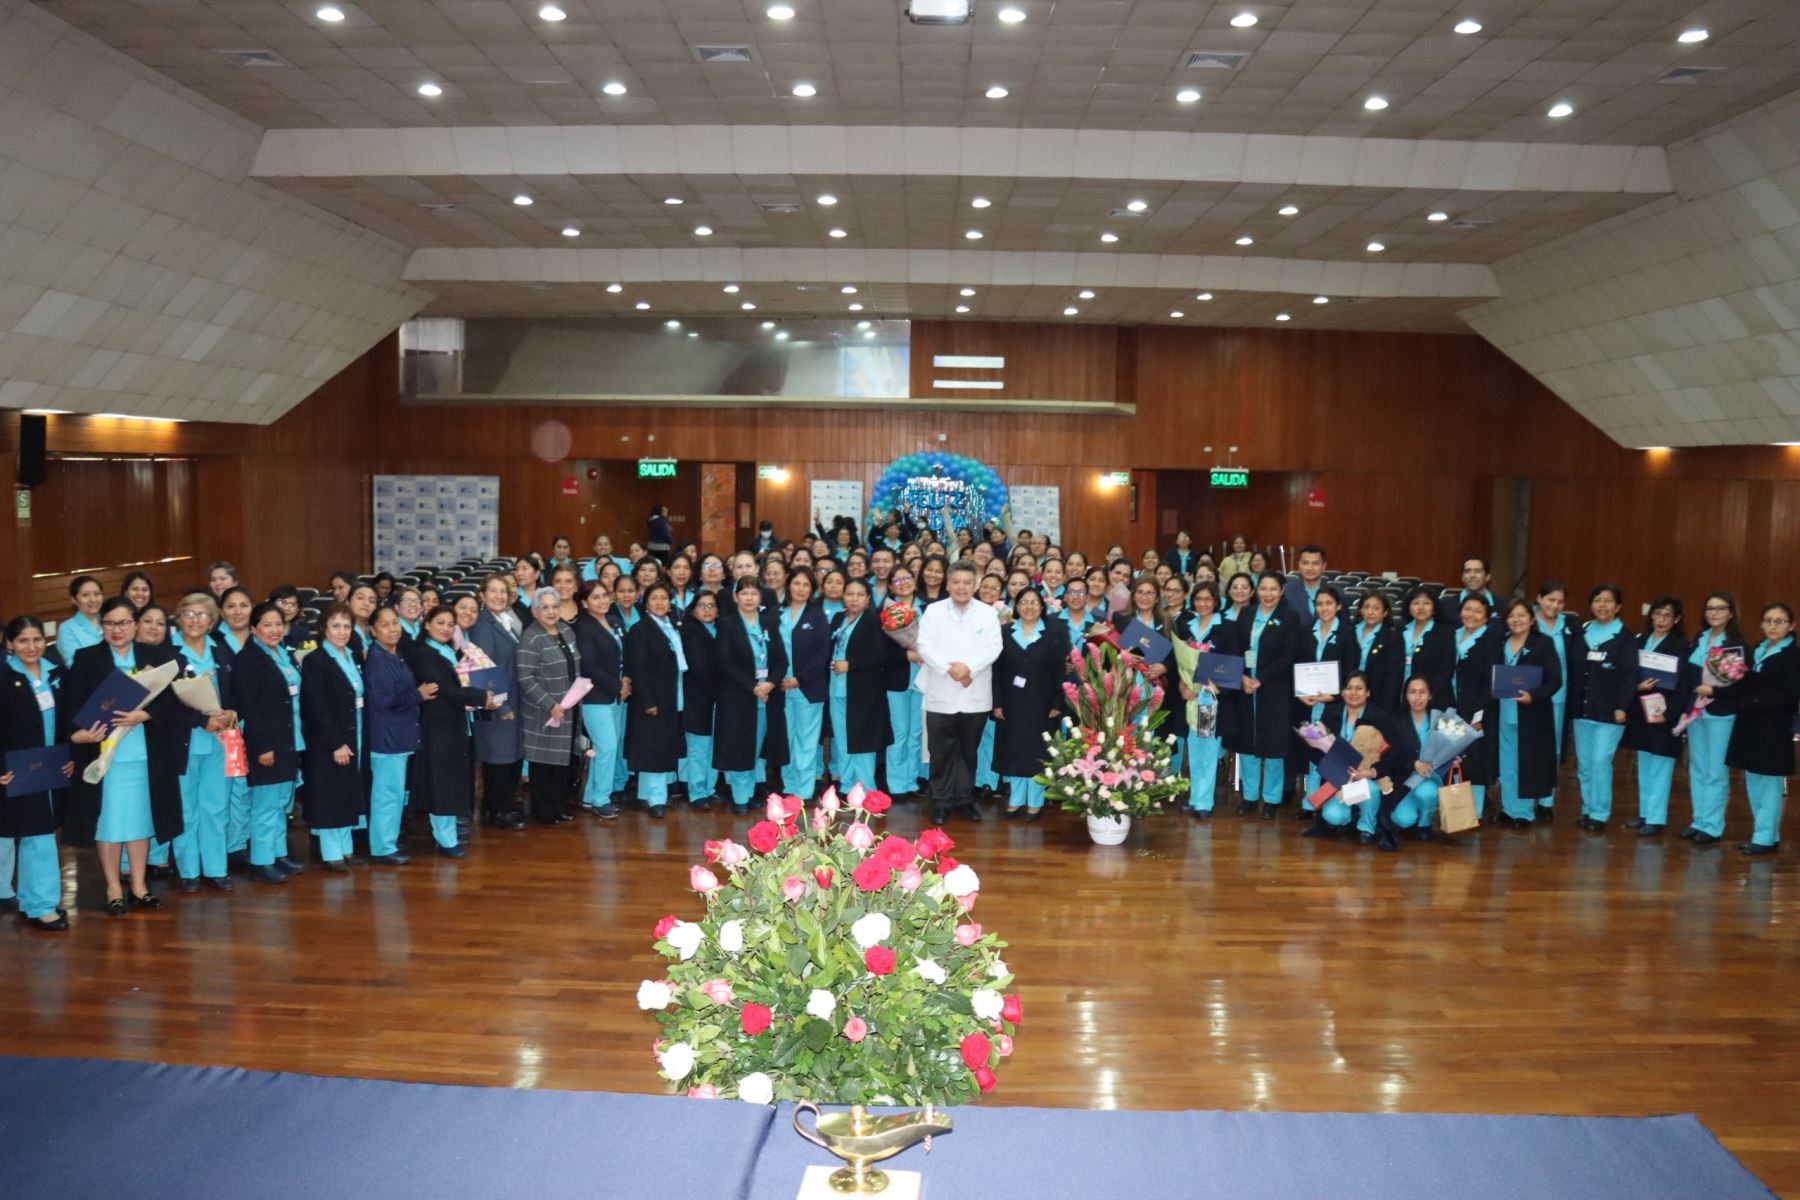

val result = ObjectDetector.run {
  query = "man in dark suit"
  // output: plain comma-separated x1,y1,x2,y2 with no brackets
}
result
1437,556,1498,624
1282,544,1327,623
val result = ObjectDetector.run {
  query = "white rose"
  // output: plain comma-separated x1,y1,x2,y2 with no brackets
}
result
988,959,1009,979
737,1072,774,1104
925,880,948,903
718,919,745,955
636,979,673,1010
971,989,1003,1021
914,958,947,985
941,864,980,896
850,911,892,949
666,921,704,961
658,1042,695,1081
806,988,837,1019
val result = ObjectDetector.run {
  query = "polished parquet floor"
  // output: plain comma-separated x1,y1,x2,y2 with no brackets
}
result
3,772,1797,1195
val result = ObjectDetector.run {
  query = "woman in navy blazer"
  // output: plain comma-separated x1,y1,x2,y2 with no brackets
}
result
1310,673,1407,848
1445,591,1496,810
777,571,831,803
1,617,70,930
364,606,424,863
1480,598,1562,829
623,582,687,815
1350,592,1405,713
573,580,627,817
1399,585,1455,702
1291,584,1359,810
827,578,890,793
299,604,367,870
678,590,723,810
1725,602,1798,855
1623,596,1689,838
1680,591,1749,845
1568,584,1637,832
230,602,307,884
1228,571,1301,817
1163,532,1199,579
714,577,790,811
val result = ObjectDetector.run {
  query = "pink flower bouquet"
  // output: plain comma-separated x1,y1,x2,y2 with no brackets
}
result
544,676,593,726
1671,646,1749,737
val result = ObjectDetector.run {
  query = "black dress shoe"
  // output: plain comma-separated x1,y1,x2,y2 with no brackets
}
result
961,802,983,822
367,852,411,865
1536,807,1554,824
728,802,750,816
1740,842,1779,856
0,897,16,914
1236,800,1256,816
689,797,717,812
1690,831,1721,846
129,890,162,910
930,807,949,825
1679,827,1698,840
485,813,527,831
648,805,667,820
1192,808,1212,821
1578,817,1607,833
321,859,350,873
249,865,288,884
1259,803,1279,820
1025,808,1044,823
1358,831,1377,845
29,913,68,931
1636,823,1664,838
227,849,250,872
178,876,202,894
147,863,176,880
205,875,235,891
1001,806,1021,821
104,896,127,916
593,803,620,820
1416,827,1436,842
1624,817,1647,830
1292,804,1313,820
436,843,466,858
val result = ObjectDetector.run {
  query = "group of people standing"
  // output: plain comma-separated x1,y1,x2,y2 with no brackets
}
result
2,525,1795,932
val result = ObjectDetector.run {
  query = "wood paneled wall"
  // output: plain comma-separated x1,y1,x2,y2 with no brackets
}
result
4,326,1799,622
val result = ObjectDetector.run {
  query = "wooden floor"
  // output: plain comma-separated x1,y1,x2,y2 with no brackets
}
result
3,773,1797,1196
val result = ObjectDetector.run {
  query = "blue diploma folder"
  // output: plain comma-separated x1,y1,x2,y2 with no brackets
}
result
71,668,149,732
1316,739,1363,788
1120,619,1173,665
1491,664,1543,697
464,665,508,695
1194,652,1245,690
1637,650,1680,689
5,743,70,795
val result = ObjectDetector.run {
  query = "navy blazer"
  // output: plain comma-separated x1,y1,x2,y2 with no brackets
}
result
231,640,302,786
364,642,421,755
1571,621,1637,723
573,612,625,704
779,602,833,704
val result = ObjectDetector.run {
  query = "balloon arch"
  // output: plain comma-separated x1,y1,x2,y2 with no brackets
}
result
867,452,1011,540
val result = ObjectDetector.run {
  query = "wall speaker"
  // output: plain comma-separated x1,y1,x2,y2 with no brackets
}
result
17,414,46,487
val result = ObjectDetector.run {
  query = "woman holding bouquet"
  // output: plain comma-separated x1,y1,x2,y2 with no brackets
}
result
993,586,1069,820
467,574,526,831
777,571,830,802
1447,594,1495,812
1353,593,1404,711
827,578,890,794
516,588,583,824
1724,603,1797,855
1480,599,1562,829
229,602,307,884
408,605,500,855
624,582,687,817
676,590,721,810
1400,585,1453,700
169,593,237,891
1569,584,1636,832
1681,592,1747,846
1173,580,1235,818
714,577,789,811
1231,571,1300,818
299,604,367,870
1624,597,1689,837
1390,676,1445,839
210,586,255,864
880,566,925,800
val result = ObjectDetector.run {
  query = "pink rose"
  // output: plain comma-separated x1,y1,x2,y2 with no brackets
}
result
956,890,978,912
897,865,923,893
954,923,982,947
996,1034,1014,1057
689,865,721,893
843,1016,868,1043
1140,769,1155,782
843,821,876,850
652,914,679,939
846,782,867,809
705,838,748,867
818,786,841,814
811,806,832,833
687,1083,719,1099
765,792,789,822
700,979,735,1005
781,875,806,902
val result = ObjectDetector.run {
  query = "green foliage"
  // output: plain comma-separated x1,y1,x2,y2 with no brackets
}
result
1036,632,1189,819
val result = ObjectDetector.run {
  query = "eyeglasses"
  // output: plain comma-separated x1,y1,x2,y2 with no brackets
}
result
101,619,135,630
177,610,211,620
1704,604,1731,612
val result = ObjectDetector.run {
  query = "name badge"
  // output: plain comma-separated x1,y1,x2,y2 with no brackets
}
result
755,668,768,681
288,684,300,697
355,697,365,709
1013,675,1028,689
35,688,54,712
1586,650,1606,663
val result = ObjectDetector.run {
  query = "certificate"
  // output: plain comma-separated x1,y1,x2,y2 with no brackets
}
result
1193,652,1244,690
1637,650,1679,689
1293,660,1340,698
1491,664,1543,697
4,744,71,795
72,668,150,732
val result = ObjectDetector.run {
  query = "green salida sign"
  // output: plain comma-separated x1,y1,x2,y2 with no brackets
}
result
638,458,678,479
1209,467,1250,489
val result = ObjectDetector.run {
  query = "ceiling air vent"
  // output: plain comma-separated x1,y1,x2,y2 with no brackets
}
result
693,44,754,63
421,204,461,215
217,49,288,68
758,200,804,214
1658,66,1723,85
1451,218,1491,230
1182,50,1249,70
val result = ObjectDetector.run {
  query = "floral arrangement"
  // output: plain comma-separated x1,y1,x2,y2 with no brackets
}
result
878,600,919,650
1035,625,1187,820
1672,646,1749,736
1400,712,1483,788
639,786,1021,1105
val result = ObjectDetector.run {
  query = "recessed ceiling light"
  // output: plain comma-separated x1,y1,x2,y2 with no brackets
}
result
861,329,876,338
665,319,681,329
775,330,790,340
1677,28,1708,43
857,320,872,329
1364,95,1388,110
1100,232,1119,243
602,81,627,95
1169,310,1184,318
965,229,983,239
1313,295,1329,304
817,193,838,206
768,3,796,19
512,194,532,206
1230,11,1257,27
539,5,566,20
606,283,622,293
828,227,847,238
416,82,442,97
1063,306,1079,316
959,287,976,297
1078,289,1096,300
561,226,579,237
687,331,699,338
1278,204,1298,216
761,320,775,329
1275,313,1290,321
1427,211,1448,222
1366,240,1385,252
841,285,858,294
1453,18,1482,34
955,304,970,313
1196,292,1213,301
663,197,683,206
1176,88,1201,103
723,284,739,293
693,225,713,236
970,197,991,208
635,301,651,310
1234,235,1253,246
998,6,1026,22
1547,101,1573,118
792,82,817,97
741,301,756,310
1126,199,1148,213
848,302,863,311
985,85,1009,99
316,6,345,22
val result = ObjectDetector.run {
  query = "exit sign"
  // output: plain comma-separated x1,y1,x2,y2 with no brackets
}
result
638,458,678,479
1209,467,1250,489
756,464,782,480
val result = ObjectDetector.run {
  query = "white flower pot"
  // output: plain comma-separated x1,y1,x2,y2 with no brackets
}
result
1086,813,1131,845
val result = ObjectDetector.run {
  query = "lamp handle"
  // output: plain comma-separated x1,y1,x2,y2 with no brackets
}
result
792,1100,831,1151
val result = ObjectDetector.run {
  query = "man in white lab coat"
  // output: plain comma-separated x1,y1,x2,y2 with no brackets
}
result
916,561,1003,824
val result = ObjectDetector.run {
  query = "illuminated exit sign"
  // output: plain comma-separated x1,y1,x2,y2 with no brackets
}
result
638,458,678,479
1209,467,1249,489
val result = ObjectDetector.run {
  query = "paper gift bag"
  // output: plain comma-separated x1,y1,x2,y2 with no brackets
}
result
1435,765,1479,834
219,727,249,779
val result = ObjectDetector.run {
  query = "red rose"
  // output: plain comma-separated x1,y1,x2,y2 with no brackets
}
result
937,855,959,874
973,1065,997,1093
814,866,834,889
915,828,955,860
872,836,914,869
862,790,892,814
740,1003,773,1036
851,856,891,893
959,1032,991,1071
864,946,896,975
1001,994,1023,1024
781,817,799,839
652,914,679,939
746,821,781,854
702,839,724,864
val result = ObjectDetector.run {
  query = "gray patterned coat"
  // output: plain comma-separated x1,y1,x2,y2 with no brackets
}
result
517,619,580,766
